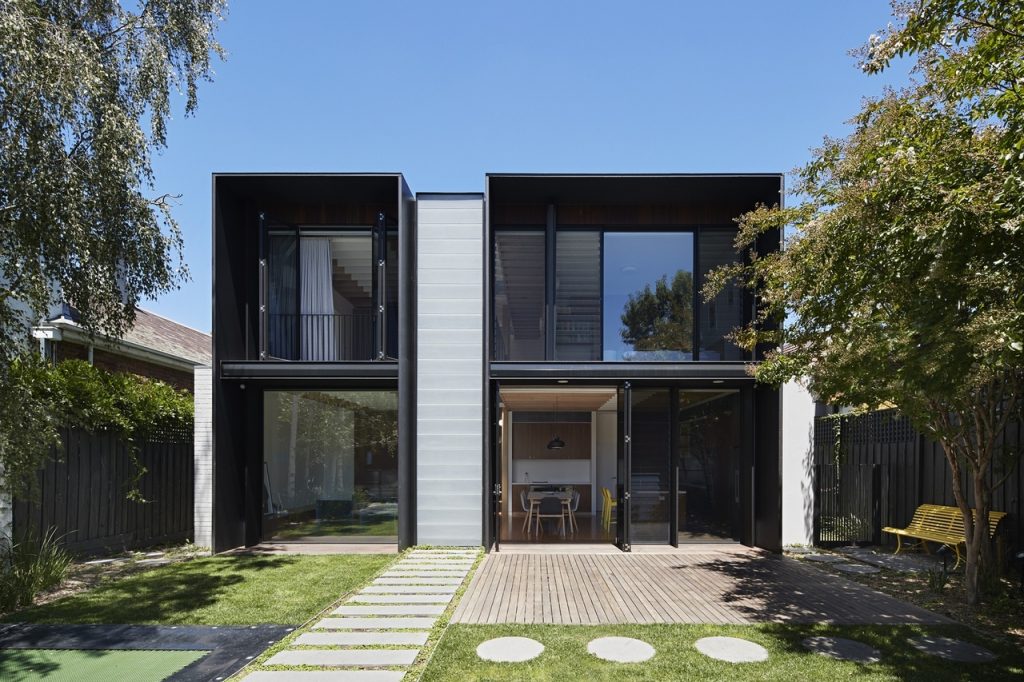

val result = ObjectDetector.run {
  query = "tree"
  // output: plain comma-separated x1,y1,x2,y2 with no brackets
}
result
706,1,1024,606
0,0,225,494
619,271,694,356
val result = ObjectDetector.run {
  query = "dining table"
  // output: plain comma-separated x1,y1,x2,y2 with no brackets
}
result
524,489,577,536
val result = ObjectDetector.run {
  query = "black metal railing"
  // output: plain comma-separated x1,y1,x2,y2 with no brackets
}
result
268,313,375,361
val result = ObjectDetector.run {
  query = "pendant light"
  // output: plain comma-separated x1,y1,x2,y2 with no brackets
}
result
547,394,566,450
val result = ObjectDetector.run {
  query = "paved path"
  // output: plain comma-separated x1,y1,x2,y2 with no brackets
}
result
245,549,478,682
452,548,949,625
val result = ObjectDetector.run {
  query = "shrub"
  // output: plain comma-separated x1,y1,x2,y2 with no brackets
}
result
0,527,72,613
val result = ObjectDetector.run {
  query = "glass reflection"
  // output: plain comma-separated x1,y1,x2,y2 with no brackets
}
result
678,390,741,541
262,390,398,543
603,232,694,361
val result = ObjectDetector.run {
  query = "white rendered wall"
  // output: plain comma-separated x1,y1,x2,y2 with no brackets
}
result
416,196,484,546
781,379,816,547
193,365,214,551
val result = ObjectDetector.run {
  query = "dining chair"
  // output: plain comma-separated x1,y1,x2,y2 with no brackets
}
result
601,486,618,532
534,496,565,537
520,490,536,533
565,490,580,533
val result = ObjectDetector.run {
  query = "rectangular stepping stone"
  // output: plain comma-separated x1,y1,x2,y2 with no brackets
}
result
362,585,457,594
384,569,466,576
397,562,474,568
266,649,418,667
407,553,476,557
314,617,438,630
375,577,462,585
334,604,446,616
295,632,429,647
245,672,406,682
350,594,452,604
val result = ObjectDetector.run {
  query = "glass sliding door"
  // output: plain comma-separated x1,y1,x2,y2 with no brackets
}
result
603,232,695,361
678,390,741,542
629,388,673,543
262,389,398,543
264,216,395,362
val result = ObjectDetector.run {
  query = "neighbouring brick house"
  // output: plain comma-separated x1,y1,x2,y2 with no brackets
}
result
32,306,211,393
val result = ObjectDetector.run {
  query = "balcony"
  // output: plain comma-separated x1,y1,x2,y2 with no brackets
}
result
267,313,375,362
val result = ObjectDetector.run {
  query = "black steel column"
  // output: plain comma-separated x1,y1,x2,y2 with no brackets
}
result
545,204,556,360
397,188,416,550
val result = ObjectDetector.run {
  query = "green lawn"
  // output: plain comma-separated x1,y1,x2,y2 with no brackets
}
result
422,623,1024,682
4,554,394,626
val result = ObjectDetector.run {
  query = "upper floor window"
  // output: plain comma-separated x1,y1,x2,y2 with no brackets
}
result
492,225,747,362
262,215,397,362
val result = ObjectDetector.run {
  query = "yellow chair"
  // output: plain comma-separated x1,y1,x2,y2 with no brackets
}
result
601,486,617,532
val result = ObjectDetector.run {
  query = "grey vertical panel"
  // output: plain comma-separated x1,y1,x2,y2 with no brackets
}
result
416,196,485,546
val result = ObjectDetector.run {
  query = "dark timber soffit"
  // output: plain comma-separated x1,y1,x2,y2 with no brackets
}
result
489,362,756,380
220,362,398,380
485,173,783,205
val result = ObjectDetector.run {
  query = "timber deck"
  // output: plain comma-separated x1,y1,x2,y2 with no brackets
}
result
452,549,949,625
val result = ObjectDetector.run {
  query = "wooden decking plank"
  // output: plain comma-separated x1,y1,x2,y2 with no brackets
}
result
450,548,949,626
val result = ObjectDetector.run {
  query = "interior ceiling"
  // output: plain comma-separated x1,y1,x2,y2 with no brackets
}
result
499,388,616,412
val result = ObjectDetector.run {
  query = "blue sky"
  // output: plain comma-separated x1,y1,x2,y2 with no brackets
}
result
149,0,909,332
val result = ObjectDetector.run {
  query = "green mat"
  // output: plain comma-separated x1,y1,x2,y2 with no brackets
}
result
0,648,207,681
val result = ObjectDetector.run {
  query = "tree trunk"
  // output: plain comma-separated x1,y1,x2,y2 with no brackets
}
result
938,437,982,606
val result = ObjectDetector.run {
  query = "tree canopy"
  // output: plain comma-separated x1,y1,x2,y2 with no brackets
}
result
706,0,1024,605
0,0,224,496
0,0,226,358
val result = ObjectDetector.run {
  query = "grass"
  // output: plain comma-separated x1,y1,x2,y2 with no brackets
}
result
3,553,394,626
421,623,1024,681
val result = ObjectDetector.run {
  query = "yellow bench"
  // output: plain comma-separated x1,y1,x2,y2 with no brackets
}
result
882,504,1006,569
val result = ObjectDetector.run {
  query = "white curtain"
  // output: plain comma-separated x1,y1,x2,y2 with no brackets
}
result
300,238,337,361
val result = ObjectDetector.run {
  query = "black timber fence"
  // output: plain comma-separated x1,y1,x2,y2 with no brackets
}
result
813,409,1022,562
13,426,194,555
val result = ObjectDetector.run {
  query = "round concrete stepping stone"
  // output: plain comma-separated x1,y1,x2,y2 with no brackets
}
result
694,636,769,663
802,636,880,663
803,554,844,563
833,562,882,575
476,636,544,662
587,636,656,663
908,636,997,663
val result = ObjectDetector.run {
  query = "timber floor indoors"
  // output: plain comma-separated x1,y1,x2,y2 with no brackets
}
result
501,512,613,544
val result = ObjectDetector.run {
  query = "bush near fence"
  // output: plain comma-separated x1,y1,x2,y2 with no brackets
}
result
813,409,1022,563
13,425,194,555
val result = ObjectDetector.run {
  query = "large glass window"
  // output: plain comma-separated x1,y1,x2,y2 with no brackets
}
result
555,231,601,360
603,232,694,361
493,231,545,360
262,389,398,543
678,390,741,541
630,388,672,543
267,229,376,361
699,230,745,360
